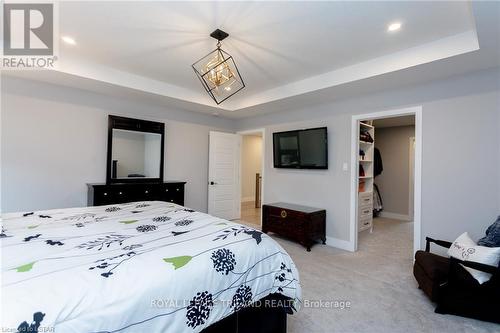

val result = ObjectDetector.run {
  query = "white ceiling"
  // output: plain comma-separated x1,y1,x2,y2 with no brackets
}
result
59,1,474,94
4,1,499,118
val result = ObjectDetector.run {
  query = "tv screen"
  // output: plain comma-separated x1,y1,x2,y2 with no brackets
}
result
273,127,328,169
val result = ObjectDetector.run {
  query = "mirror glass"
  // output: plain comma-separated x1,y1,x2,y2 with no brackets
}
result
111,129,162,179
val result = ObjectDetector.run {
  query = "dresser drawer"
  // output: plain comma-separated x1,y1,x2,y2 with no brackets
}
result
159,184,184,204
359,192,373,207
134,185,156,201
358,205,372,219
88,182,186,206
93,188,114,205
359,215,372,231
93,187,134,205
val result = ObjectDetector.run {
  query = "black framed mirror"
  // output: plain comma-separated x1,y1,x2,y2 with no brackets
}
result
106,115,165,184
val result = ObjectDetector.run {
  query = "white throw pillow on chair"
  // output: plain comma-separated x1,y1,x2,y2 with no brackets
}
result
447,232,500,284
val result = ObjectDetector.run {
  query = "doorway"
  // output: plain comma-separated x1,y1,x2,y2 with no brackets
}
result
238,129,264,229
350,106,422,254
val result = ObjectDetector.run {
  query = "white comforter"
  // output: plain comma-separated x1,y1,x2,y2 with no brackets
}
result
1,201,301,332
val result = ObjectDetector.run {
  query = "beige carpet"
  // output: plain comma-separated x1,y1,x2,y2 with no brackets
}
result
236,217,499,333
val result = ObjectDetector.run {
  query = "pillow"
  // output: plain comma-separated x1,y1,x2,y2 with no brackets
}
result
478,215,500,247
447,232,500,284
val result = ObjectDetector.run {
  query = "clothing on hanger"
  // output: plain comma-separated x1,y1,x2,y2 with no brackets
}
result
374,148,383,177
373,183,383,216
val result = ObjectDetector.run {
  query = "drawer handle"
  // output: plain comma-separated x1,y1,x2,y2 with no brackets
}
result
280,210,287,218
176,188,180,191
362,209,370,214
170,199,174,202
145,190,149,194
103,192,107,196
165,189,169,192
119,192,123,195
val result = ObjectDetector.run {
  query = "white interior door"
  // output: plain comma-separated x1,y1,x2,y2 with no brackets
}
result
208,131,241,220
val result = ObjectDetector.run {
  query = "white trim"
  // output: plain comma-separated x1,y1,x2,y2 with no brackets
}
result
325,236,355,252
378,211,411,221
350,106,423,255
13,30,477,113
237,128,266,229
409,136,416,221
241,196,255,203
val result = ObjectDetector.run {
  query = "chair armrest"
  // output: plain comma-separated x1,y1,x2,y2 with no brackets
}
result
451,257,499,275
425,237,452,252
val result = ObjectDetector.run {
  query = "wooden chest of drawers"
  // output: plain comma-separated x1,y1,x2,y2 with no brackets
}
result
358,191,373,232
262,202,326,251
87,182,186,206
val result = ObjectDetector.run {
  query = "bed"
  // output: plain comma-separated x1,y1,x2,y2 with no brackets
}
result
1,201,301,332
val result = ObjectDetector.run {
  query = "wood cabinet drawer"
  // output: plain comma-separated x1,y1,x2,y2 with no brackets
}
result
93,188,113,205
88,182,186,206
359,215,372,231
358,205,372,218
93,187,133,205
159,184,184,204
359,192,373,207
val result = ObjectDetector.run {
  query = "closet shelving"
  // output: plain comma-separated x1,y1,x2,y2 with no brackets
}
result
358,121,374,233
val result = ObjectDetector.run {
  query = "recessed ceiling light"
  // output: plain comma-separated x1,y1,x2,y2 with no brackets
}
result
61,36,76,45
387,22,402,32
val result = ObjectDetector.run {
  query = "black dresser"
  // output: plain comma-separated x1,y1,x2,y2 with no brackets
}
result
87,182,186,206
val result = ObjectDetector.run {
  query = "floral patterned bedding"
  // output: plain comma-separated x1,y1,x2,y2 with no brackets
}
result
1,201,301,333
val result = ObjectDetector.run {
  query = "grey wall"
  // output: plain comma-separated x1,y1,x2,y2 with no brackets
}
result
0,77,235,213
375,125,415,217
238,69,500,249
1,69,499,252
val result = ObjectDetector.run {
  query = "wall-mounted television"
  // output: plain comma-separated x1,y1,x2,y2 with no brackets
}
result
273,127,328,169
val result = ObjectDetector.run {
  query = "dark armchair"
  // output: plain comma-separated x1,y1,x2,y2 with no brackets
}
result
413,237,452,302
413,237,500,324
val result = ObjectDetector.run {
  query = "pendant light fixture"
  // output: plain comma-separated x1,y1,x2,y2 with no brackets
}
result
192,29,245,105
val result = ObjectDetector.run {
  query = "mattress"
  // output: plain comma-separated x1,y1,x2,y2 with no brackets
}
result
1,201,301,332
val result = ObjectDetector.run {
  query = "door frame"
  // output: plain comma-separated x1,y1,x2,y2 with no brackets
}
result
409,136,416,221
350,106,422,254
237,128,266,227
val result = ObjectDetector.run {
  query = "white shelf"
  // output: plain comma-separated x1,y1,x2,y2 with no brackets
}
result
358,121,375,234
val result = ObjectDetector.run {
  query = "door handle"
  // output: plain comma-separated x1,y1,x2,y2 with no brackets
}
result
210,181,218,185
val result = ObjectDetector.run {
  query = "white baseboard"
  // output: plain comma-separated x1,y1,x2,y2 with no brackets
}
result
325,236,355,252
379,211,411,221
241,197,254,203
